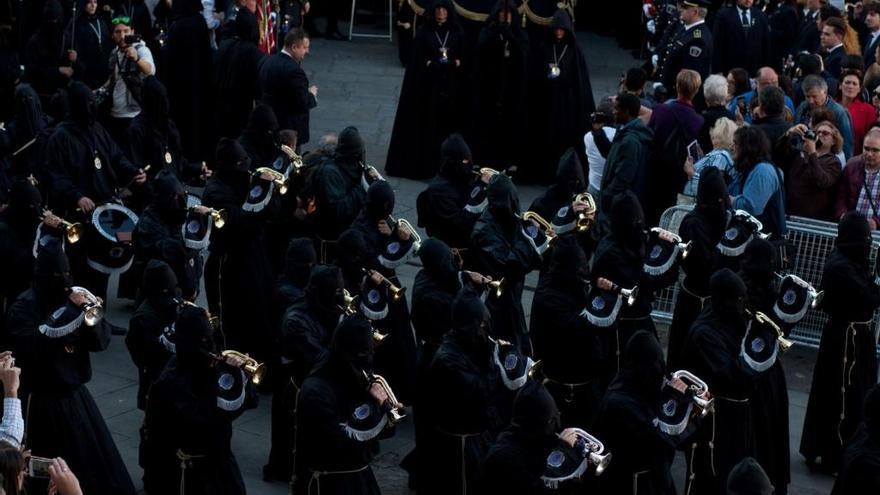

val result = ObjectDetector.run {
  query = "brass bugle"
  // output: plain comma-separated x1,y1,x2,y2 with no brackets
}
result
565,428,612,475
487,277,504,298
473,167,502,179
389,216,422,254
364,371,407,424
192,206,227,229
211,350,266,385
521,211,558,244
280,144,304,175
255,167,289,195
42,209,84,244
364,268,406,302
71,286,104,326
649,228,692,258
609,282,639,306
748,309,793,353
670,369,715,416
573,192,597,233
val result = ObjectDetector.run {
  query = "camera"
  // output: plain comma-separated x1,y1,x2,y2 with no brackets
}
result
804,129,817,141
735,97,749,117
123,34,142,46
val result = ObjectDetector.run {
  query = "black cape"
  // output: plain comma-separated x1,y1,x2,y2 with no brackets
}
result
213,10,265,139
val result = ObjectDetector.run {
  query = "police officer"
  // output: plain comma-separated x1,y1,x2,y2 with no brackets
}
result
657,0,713,97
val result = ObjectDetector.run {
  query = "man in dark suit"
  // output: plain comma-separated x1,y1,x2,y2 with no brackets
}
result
792,0,821,55
658,0,713,97
258,28,318,148
863,5,880,67
712,0,771,75
820,16,846,80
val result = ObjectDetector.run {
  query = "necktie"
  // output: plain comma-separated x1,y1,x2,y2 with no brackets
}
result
741,9,750,28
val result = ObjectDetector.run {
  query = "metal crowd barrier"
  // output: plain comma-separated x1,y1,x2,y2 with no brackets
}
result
653,205,880,348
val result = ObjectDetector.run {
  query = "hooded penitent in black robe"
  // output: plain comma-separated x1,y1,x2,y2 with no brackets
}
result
666,167,727,371
528,148,593,273
396,0,429,66
737,238,791,494
73,2,112,89
416,134,481,261
0,180,42,332
1,84,52,185
801,212,880,473
386,0,466,179
202,138,277,361
470,0,529,169
24,1,81,102
214,9,264,139
481,381,566,494
594,331,678,495
133,170,202,300
592,191,679,380
125,76,197,183
163,0,214,162
45,81,141,215
348,181,418,401
680,269,763,495
125,259,178,410
422,290,503,495
294,317,389,495
471,175,542,354
142,305,258,495
307,126,368,245
526,10,594,184
832,385,880,494
6,238,136,495
267,265,342,483
531,236,604,428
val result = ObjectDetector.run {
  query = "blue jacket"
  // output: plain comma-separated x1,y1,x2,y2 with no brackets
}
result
729,161,787,239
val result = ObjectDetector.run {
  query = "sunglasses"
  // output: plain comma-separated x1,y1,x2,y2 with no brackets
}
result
111,16,131,25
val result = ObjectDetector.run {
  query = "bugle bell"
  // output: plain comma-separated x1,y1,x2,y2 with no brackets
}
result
364,268,406,302
364,371,407,424
669,369,714,416
567,428,612,475
42,209,84,244
649,227,692,258
280,144,304,176
192,206,227,229
473,167,501,179
71,286,104,326
487,277,504,298
255,167,289,195
212,349,266,385
573,193,597,233
748,309,793,353
609,282,639,306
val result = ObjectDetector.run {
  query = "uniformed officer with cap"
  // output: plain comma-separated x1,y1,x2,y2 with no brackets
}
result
656,0,713,97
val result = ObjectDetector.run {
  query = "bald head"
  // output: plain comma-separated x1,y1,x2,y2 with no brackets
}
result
756,67,779,90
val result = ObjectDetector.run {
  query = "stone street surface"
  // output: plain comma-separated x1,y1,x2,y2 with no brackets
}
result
92,24,835,495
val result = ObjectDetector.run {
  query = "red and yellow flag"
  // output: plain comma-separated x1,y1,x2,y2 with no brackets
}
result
256,0,275,54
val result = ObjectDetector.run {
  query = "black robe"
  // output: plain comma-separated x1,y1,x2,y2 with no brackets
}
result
308,159,367,243
202,171,277,361
349,213,418,401
6,289,136,495
73,13,112,89
530,269,604,428
294,357,386,495
163,3,214,162
666,206,724,371
416,174,481,251
0,215,38,328
213,10,264,139
800,248,880,470
526,12,594,184
386,10,467,179
142,358,257,495
832,423,880,495
24,21,81,102
125,297,176,410
470,3,529,169
680,305,761,495
481,428,559,495
133,207,202,300
422,333,502,495
594,371,678,495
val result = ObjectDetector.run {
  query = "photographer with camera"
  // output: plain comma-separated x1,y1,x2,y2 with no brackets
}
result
778,121,843,221
100,16,154,149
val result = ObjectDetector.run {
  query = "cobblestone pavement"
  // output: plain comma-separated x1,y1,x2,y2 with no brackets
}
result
89,23,835,495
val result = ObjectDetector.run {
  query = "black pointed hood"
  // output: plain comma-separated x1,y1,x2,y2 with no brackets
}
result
3,179,43,233
66,81,97,127
174,305,216,371
511,380,561,446
234,8,260,44
150,170,188,225
610,191,646,256
554,147,586,196
336,229,369,283
12,84,47,144
619,330,666,402
365,180,395,221
726,457,774,495
486,174,521,215
142,259,179,302
305,265,344,323
694,166,728,242
418,238,460,290
140,76,170,134
243,104,280,157
709,268,748,327
284,238,317,287
836,211,872,264
439,133,473,183
33,236,73,307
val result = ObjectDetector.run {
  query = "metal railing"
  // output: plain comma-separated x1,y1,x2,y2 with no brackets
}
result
654,205,880,348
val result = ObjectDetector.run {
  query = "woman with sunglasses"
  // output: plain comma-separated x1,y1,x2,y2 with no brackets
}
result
835,69,878,155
